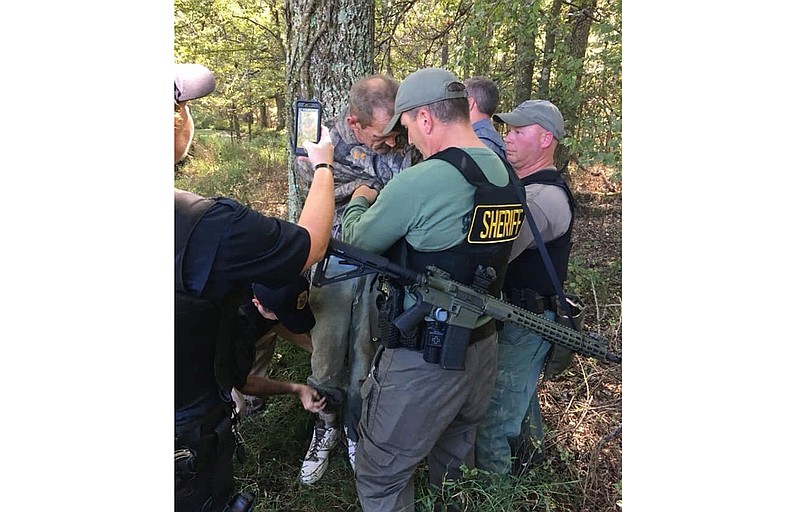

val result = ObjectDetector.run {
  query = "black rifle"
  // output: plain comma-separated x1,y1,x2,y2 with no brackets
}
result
312,239,621,364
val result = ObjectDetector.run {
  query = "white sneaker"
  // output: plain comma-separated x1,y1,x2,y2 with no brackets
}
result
299,420,340,485
344,427,357,471
244,395,264,416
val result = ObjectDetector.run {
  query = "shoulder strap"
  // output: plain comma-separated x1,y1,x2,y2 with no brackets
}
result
520,170,577,212
520,169,560,186
427,146,489,185
511,170,577,329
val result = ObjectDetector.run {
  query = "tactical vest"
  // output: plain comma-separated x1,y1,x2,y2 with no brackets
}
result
398,147,523,297
175,190,249,512
503,170,576,297
174,190,239,411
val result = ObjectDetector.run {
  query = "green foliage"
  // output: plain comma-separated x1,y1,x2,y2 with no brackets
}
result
174,1,622,508
234,341,361,512
176,0,621,177
175,129,288,209
412,463,580,512
566,255,601,299
233,339,587,512
175,0,286,132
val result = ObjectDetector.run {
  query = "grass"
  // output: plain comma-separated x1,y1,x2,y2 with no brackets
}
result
175,128,289,213
176,133,622,512
232,337,588,511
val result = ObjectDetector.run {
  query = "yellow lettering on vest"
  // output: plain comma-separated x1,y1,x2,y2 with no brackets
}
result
470,205,524,243
480,210,492,239
515,208,524,233
494,210,505,238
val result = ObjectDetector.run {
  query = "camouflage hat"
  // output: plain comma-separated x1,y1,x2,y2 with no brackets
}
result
493,99,565,140
381,68,467,136
174,63,216,103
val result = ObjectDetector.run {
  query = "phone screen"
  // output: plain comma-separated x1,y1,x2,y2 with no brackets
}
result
296,106,320,149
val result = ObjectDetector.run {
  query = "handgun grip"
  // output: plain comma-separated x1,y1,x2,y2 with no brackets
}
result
392,290,430,337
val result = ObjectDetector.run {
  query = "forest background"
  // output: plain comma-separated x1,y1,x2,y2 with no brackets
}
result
175,0,622,511
5,2,800,512
174,0,621,219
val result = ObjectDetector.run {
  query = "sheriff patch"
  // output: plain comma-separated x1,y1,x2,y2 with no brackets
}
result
467,204,524,244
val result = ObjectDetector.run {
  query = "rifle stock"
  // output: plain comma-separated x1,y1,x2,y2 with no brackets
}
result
314,239,621,364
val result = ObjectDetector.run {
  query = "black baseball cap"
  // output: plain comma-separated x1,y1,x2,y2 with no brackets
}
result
251,276,315,334
174,63,216,103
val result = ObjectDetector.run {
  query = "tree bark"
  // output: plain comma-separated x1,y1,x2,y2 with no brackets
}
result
554,0,596,171
566,0,595,94
512,0,538,105
259,101,268,128
537,0,562,99
284,0,374,221
274,94,285,130
229,101,241,141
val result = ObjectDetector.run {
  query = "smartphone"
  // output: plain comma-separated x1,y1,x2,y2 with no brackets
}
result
293,100,322,156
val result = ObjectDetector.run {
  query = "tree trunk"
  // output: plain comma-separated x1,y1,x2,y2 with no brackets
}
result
274,94,285,131
461,36,471,77
537,0,563,99
474,25,492,77
229,101,241,142
259,101,268,128
566,0,595,94
284,0,374,221
512,0,538,105
554,0,596,172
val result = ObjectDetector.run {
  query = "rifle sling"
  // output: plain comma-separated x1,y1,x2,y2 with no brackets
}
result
509,166,577,330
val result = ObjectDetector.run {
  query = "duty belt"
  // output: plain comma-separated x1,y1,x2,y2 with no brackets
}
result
385,318,496,351
468,319,496,343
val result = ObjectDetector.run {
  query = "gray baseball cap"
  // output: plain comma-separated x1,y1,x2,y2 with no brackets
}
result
493,99,565,140
174,63,216,103
381,68,467,136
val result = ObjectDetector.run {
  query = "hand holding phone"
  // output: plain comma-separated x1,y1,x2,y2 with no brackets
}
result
302,126,334,168
293,100,322,156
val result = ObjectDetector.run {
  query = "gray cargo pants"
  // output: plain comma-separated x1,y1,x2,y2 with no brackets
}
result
354,331,497,512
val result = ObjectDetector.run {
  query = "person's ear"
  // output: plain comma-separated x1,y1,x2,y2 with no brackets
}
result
345,115,359,130
419,108,434,135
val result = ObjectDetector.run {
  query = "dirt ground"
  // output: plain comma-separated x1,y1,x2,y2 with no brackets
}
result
258,162,623,511
547,165,622,511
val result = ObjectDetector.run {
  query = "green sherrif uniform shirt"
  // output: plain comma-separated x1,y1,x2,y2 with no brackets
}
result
341,146,510,254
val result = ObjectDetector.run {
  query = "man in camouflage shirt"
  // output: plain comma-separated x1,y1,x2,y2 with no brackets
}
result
294,74,416,485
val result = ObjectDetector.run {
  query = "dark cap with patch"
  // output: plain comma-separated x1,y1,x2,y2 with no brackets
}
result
175,63,216,103
251,276,315,334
